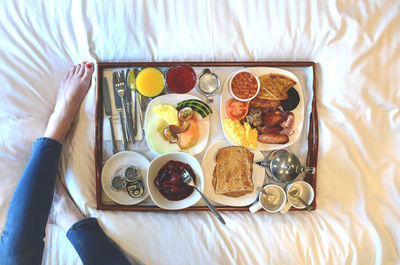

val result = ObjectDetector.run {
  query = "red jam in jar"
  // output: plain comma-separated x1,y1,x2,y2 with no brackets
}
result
154,160,196,201
166,64,197,94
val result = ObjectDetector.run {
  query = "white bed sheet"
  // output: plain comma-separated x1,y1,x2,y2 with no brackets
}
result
1,0,400,264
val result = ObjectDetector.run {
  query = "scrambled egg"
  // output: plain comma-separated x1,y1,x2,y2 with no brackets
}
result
152,103,180,125
222,118,258,150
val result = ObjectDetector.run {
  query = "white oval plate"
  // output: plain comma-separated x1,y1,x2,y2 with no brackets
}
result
144,94,210,155
201,139,265,206
220,67,304,151
101,151,150,205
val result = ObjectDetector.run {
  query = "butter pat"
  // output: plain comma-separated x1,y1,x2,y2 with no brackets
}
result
222,118,258,150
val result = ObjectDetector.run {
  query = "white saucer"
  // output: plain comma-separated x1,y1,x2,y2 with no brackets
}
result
101,151,150,205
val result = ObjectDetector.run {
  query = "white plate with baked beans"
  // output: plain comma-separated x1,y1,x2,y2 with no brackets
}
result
220,67,304,151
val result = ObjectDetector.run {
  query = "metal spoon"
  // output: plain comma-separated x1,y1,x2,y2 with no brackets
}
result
257,187,274,202
288,189,313,210
257,186,269,196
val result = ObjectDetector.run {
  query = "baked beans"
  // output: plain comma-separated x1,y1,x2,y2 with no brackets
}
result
231,72,258,99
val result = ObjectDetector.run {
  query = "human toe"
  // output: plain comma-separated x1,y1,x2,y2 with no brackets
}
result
83,62,94,78
72,64,81,75
75,64,83,76
63,69,72,80
77,63,86,77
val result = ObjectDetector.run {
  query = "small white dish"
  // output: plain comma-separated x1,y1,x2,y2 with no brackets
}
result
286,180,314,209
144,94,210,155
101,151,149,205
201,139,265,207
228,70,260,102
249,184,287,213
146,152,204,210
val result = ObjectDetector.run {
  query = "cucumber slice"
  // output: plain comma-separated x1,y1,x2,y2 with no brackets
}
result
190,99,213,113
177,99,211,112
193,99,213,114
177,99,212,115
179,104,207,117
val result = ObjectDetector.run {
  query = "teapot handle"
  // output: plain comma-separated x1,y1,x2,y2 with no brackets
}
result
301,166,316,174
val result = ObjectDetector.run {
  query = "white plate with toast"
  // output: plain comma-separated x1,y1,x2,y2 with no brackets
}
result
220,67,304,151
201,139,265,206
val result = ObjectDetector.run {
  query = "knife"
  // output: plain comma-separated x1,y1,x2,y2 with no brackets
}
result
102,77,118,154
124,69,136,142
112,72,129,151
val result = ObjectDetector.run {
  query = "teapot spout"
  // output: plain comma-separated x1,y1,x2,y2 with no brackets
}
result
255,160,269,169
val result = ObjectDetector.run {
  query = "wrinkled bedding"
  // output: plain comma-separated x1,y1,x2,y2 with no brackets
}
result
1,1,400,264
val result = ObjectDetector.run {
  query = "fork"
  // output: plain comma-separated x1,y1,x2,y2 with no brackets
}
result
114,70,125,100
180,169,226,225
114,70,134,143
112,72,128,150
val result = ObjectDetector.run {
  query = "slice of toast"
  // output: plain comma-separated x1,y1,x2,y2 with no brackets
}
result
258,74,296,100
212,146,254,197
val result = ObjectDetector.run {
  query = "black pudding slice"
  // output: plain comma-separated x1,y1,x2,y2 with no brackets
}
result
281,87,300,111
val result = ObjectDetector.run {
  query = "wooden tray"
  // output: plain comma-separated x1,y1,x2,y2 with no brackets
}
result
95,61,319,212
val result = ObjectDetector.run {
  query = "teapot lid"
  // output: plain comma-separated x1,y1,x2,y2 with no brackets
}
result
269,152,302,183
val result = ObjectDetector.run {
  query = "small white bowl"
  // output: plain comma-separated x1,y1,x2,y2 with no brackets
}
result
228,70,260,102
286,181,314,209
147,152,204,210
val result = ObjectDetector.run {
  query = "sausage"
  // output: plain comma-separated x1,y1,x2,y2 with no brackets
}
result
258,133,289,144
260,125,283,134
262,110,285,126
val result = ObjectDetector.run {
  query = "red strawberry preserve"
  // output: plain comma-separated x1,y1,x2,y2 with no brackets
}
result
154,160,196,201
166,64,197,93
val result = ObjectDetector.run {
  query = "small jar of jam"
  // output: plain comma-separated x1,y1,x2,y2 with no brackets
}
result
110,165,145,198
126,180,144,198
124,166,144,198
124,166,142,182
110,175,126,191
166,64,197,94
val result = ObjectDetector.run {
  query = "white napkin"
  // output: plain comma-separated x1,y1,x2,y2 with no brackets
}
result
102,101,144,142
102,69,144,142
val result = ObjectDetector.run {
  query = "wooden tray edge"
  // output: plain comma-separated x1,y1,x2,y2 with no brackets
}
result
94,61,318,212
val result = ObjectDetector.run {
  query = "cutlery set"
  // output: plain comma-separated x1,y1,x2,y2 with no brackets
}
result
103,70,144,153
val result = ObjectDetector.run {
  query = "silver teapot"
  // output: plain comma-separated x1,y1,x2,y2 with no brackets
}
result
256,150,315,183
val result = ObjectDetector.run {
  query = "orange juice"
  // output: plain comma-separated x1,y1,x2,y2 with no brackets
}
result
136,68,164,97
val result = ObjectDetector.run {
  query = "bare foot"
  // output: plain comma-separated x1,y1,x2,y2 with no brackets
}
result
44,62,94,143
49,177,85,232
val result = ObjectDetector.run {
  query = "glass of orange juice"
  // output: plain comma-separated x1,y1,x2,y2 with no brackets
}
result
136,67,165,97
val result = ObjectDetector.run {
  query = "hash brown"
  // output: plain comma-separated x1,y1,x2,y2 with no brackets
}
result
258,74,296,100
